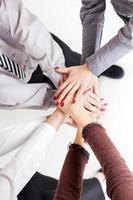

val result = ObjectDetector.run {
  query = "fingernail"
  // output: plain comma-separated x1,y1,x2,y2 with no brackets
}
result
100,98,104,101
55,66,59,69
54,96,57,100
103,103,108,106
100,108,106,112
60,102,64,107
55,95,59,100
72,100,76,104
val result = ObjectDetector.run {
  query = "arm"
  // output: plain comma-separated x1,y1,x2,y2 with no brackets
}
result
57,89,133,200
85,16,133,76
82,123,133,200
54,129,89,200
0,73,56,109
0,0,64,86
0,109,65,200
80,0,106,63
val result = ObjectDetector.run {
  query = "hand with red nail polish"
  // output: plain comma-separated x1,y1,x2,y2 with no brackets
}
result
56,89,103,129
54,64,99,107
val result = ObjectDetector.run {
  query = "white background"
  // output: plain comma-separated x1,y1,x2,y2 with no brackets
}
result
0,0,133,198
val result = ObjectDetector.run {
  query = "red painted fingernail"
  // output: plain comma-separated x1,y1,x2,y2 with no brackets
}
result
104,103,108,106
72,99,76,104
54,96,57,100
55,66,59,69
60,102,64,107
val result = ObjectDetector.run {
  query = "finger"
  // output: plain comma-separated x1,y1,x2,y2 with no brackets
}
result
93,79,99,96
74,86,84,101
84,101,100,114
55,67,69,74
60,79,64,86
86,96,102,109
88,91,101,103
63,73,68,81
57,82,76,104
83,88,92,95
54,80,69,98
63,84,80,105
58,79,63,87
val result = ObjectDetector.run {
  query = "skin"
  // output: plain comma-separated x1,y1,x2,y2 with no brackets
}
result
46,108,85,149
57,89,105,131
54,64,99,106
74,128,85,148
46,109,67,130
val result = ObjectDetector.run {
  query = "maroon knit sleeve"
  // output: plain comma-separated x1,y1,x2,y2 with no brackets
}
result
54,143,89,200
82,123,133,200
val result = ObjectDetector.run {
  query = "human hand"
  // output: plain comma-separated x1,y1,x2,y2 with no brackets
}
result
57,75,107,114
84,91,108,113
57,89,104,129
54,64,99,106
63,115,77,128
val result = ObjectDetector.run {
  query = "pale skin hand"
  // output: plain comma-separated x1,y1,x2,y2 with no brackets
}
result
57,89,103,130
54,64,99,106
46,109,77,130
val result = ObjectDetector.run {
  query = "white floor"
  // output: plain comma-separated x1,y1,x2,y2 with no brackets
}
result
0,0,133,199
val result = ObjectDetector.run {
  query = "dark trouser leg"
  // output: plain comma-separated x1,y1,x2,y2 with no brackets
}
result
18,172,58,200
18,172,105,200
81,178,105,200
115,12,130,24
28,33,81,87
51,33,81,67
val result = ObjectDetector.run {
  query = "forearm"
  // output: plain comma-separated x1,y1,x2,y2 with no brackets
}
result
86,18,133,76
0,117,48,156
82,123,133,200
0,109,65,199
86,35,131,76
0,122,56,199
54,143,89,200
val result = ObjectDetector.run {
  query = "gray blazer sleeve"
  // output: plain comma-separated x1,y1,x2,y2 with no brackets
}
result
80,0,133,76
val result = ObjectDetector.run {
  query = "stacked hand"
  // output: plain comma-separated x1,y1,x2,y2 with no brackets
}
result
57,89,107,130
53,64,107,146
54,64,99,108
54,64,107,126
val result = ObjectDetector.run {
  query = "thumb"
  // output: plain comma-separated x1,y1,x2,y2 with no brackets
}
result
55,66,69,74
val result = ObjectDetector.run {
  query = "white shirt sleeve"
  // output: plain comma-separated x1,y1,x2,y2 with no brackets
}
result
0,0,64,87
0,122,56,200
0,116,47,156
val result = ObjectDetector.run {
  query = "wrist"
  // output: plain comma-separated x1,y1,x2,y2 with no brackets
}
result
74,129,85,148
82,63,90,72
72,109,92,130
46,109,66,131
